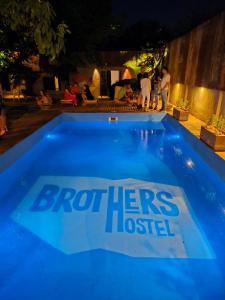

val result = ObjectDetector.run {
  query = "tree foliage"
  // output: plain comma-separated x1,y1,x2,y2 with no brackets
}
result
124,46,168,75
0,50,10,72
52,0,118,52
0,0,69,60
45,0,121,76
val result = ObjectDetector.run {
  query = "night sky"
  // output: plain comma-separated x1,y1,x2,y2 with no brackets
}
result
113,0,225,27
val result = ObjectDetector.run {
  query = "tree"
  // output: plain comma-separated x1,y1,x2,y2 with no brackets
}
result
124,46,168,75
0,0,69,60
0,0,69,90
116,21,171,51
52,0,118,52
47,0,121,77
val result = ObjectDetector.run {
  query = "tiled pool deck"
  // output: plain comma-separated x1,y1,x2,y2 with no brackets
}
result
0,104,225,161
176,114,225,161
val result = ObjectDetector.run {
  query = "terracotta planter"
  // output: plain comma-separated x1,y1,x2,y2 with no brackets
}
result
200,126,225,151
173,107,189,121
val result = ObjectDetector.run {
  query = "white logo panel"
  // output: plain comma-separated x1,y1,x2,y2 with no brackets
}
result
12,176,214,258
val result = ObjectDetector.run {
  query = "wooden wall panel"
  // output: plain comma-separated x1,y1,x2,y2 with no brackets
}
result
195,21,213,87
208,15,225,88
185,27,203,86
168,11,225,91
177,35,190,83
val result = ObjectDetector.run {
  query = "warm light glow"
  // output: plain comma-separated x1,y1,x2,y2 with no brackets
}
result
54,76,59,91
167,134,180,141
46,134,57,140
171,83,186,106
92,68,100,87
175,83,181,91
124,48,168,74
122,68,132,80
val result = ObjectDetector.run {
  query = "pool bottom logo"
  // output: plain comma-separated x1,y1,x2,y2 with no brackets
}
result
12,176,214,258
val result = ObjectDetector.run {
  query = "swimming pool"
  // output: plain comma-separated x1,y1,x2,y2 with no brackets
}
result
0,113,225,300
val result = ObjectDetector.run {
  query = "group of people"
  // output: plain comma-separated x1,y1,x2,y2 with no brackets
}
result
36,66,170,111
0,68,170,137
137,66,171,111
64,82,96,106
37,82,97,108
114,66,171,111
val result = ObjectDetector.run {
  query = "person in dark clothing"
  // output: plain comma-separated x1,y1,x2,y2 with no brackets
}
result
150,68,161,110
82,84,94,100
82,84,97,106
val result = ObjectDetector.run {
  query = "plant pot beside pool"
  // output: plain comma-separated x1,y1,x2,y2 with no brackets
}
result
200,126,225,151
173,107,189,121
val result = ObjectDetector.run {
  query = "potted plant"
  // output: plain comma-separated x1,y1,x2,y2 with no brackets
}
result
173,99,190,121
200,114,225,151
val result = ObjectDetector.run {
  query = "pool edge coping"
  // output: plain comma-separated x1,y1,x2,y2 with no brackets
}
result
0,112,224,182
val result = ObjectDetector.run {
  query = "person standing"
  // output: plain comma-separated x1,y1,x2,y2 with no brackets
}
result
125,84,133,102
160,66,171,111
150,68,161,110
141,73,151,110
137,68,145,108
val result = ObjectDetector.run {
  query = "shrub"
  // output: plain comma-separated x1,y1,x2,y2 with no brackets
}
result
176,99,189,111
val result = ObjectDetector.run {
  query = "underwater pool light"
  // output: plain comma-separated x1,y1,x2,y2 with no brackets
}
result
186,159,195,169
167,134,181,141
108,117,118,122
46,133,57,140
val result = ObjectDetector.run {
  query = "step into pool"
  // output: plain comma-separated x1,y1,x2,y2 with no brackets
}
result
0,113,225,300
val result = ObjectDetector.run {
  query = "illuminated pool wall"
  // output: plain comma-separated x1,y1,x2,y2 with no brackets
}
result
168,11,225,122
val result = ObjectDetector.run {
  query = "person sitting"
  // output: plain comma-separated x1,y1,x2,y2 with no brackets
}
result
63,85,77,105
114,84,135,106
37,90,53,107
81,84,97,105
125,84,134,104
71,82,82,105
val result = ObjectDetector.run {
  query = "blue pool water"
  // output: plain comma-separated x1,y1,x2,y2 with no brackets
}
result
0,113,225,299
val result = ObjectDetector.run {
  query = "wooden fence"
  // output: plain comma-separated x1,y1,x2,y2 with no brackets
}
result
168,11,225,122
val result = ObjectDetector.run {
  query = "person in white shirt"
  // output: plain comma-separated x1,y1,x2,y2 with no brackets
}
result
141,72,151,109
160,66,171,111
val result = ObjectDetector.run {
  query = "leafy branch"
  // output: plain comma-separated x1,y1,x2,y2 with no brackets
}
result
0,0,70,60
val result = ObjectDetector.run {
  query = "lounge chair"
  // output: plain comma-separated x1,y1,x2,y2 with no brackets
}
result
60,99,76,107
